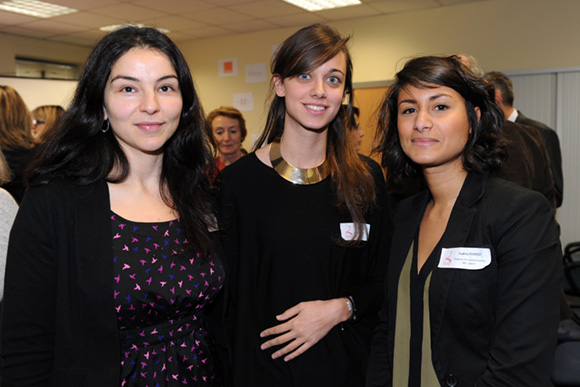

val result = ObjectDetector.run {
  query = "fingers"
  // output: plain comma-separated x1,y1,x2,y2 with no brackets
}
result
275,303,301,321
283,341,312,362
270,337,302,360
260,303,303,338
260,320,290,339
260,329,293,350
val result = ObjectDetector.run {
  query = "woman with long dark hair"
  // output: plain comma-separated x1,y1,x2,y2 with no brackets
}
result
1,26,224,386
367,55,561,386
219,24,392,387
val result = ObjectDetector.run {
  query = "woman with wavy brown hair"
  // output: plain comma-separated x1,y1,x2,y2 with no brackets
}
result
219,24,392,387
0,85,36,202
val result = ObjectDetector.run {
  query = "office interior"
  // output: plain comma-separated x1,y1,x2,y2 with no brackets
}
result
1,0,579,251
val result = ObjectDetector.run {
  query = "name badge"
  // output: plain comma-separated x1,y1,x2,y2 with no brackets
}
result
340,223,370,241
438,247,491,270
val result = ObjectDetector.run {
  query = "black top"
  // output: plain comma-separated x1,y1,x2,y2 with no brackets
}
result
219,153,392,387
1,147,32,203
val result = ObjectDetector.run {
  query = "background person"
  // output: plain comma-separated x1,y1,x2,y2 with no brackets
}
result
1,26,224,386
31,104,65,141
485,70,564,208
367,55,561,387
0,85,36,203
346,105,364,153
206,106,247,170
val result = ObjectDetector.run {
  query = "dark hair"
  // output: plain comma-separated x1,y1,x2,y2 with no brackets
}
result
255,23,376,243
0,85,35,151
343,105,360,131
28,26,217,255
484,71,515,106
375,55,506,183
206,106,248,146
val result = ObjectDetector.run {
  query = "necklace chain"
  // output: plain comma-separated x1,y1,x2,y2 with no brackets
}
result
269,139,329,185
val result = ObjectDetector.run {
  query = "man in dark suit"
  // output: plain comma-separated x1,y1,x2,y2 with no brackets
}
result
494,120,556,208
485,71,564,207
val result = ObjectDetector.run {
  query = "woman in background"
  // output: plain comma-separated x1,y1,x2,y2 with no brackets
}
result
1,26,224,386
0,85,36,202
366,55,561,386
31,104,65,141
206,106,247,170
219,24,391,387
346,105,364,153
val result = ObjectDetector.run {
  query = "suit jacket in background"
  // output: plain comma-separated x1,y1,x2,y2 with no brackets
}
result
367,172,562,387
494,120,556,207
515,111,564,207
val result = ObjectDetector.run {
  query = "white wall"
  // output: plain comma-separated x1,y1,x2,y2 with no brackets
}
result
0,76,76,111
179,0,580,145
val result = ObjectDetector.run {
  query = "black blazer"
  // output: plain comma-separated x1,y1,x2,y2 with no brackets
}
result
515,112,563,207
494,120,556,207
1,180,121,386
367,173,562,387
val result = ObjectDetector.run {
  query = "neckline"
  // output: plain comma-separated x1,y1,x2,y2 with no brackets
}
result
110,210,178,225
268,139,329,185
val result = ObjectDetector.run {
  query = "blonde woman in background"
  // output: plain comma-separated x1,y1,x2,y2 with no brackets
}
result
31,105,65,141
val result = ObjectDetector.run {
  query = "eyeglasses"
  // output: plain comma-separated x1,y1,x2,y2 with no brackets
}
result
33,119,45,125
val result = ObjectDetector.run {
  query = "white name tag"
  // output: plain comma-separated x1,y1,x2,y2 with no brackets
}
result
438,247,491,270
340,223,370,241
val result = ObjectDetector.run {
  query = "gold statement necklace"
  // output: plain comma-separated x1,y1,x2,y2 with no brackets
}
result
269,139,329,185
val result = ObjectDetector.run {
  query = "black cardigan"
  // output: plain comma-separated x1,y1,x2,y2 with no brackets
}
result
1,179,120,386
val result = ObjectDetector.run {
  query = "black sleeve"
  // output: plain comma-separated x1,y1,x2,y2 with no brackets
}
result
1,186,58,387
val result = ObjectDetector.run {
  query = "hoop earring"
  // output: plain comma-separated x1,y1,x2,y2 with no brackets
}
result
101,120,110,133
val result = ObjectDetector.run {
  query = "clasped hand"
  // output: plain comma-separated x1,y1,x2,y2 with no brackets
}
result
259,298,350,362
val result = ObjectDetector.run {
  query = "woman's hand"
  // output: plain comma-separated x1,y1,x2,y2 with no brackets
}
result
259,298,352,362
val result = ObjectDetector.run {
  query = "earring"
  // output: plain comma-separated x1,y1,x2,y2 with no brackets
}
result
101,119,110,133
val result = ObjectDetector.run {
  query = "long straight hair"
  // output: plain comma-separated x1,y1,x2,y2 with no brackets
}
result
28,26,218,255
255,24,377,243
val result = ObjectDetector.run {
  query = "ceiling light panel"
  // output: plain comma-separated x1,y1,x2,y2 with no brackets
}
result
100,23,170,34
283,0,361,12
0,0,77,18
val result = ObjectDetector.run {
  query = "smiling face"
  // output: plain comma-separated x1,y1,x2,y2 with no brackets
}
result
274,52,346,134
103,47,183,160
397,83,477,173
211,115,243,158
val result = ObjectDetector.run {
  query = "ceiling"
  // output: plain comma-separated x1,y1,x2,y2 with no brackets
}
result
0,0,488,47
